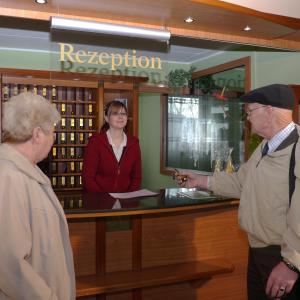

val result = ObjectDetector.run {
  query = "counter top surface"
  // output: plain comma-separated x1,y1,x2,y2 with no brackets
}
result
58,188,238,219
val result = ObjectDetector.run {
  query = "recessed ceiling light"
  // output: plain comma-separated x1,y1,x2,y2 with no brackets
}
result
34,0,47,4
244,25,252,31
184,17,195,23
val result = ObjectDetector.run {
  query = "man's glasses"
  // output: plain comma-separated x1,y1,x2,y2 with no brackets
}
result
246,105,267,117
110,111,128,117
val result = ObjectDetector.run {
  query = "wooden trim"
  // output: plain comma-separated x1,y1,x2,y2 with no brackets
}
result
192,56,251,80
2,76,98,88
290,85,300,123
0,68,148,83
104,82,134,90
66,200,239,219
160,94,169,175
139,84,170,94
96,219,106,274
132,216,142,300
76,259,234,297
169,26,300,51
190,0,300,30
133,83,139,137
132,216,142,270
97,84,105,132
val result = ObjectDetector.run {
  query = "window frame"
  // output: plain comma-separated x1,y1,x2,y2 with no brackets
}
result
160,56,251,175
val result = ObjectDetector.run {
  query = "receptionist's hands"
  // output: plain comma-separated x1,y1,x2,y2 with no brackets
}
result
173,169,209,189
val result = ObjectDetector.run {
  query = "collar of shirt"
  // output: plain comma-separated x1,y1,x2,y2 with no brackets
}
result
267,121,296,154
106,130,127,162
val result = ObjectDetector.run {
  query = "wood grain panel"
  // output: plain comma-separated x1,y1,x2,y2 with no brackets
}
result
141,207,248,300
69,220,96,276
107,293,132,300
106,231,132,273
1,1,300,49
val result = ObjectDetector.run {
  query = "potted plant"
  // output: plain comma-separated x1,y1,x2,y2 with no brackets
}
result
167,67,195,95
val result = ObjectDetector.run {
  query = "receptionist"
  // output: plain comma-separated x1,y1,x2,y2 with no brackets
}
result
82,100,141,192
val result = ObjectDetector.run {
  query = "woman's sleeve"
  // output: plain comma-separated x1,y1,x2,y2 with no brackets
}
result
82,136,103,192
129,140,142,191
0,171,58,300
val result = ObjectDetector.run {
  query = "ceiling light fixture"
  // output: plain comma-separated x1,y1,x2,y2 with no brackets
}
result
50,16,171,42
244,25,252,31
34,0,47,4
184,17,195,23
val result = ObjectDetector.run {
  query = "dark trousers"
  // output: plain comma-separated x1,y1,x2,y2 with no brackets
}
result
247,246,300,300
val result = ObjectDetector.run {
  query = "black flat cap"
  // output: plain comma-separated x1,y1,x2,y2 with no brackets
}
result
240,84,295,110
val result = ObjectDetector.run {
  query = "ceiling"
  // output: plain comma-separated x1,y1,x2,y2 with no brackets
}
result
0,0,300,63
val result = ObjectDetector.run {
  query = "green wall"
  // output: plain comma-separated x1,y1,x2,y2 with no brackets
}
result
2,45,300,189
138,93,176,189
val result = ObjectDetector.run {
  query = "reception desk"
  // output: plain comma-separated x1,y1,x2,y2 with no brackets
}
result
59,189,248,300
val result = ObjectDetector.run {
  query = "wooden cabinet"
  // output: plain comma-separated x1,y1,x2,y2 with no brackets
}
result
0,68,147,191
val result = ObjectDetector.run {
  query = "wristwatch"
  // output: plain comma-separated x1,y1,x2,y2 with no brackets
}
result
282,257,300,275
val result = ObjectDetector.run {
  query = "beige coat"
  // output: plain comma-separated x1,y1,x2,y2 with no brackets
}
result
0,143,75,300
210,126,300,270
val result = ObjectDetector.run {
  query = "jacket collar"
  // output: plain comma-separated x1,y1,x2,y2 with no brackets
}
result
0,143,50,186
99,131,135,148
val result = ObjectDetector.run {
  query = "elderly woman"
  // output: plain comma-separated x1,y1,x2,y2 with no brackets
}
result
0,92,75,299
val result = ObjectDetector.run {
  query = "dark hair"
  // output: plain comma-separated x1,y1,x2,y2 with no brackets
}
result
100,100,128,132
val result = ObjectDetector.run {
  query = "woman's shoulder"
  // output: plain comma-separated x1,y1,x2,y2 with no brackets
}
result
126,134,140,144
88,132,108,144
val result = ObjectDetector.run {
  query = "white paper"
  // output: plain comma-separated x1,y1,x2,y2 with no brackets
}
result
109,189,158,199
112,199,122,209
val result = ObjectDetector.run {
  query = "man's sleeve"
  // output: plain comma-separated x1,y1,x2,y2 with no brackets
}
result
209,160,249,198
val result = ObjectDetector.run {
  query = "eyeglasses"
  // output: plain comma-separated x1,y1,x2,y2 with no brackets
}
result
110,112,128,117
246,105,267,117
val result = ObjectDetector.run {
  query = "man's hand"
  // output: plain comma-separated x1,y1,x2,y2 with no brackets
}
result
266,261,298,298
173,170,208,189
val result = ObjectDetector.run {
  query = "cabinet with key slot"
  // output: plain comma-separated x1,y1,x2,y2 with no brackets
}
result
0,68,147,191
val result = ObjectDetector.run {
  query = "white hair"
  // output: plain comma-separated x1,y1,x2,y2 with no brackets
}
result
3,92,61,142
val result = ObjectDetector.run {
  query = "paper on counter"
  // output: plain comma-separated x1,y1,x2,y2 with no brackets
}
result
109,189,158,199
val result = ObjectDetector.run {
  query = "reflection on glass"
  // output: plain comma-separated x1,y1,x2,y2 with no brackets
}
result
166,95,245,173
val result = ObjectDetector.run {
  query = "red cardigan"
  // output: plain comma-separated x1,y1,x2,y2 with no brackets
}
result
82,132,142,193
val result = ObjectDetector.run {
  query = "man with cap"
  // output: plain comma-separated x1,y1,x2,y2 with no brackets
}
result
175,84,300,299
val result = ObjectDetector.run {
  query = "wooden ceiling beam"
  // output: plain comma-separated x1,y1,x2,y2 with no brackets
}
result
190,0,300,30
1,5,300,51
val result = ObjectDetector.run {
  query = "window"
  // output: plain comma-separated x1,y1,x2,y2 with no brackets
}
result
161,57,250,175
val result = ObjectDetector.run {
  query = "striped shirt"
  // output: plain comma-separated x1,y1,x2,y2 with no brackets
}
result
267,121,296,154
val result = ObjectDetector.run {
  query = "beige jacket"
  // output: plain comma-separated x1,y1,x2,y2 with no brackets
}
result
0,144,75,300
210,126,300,270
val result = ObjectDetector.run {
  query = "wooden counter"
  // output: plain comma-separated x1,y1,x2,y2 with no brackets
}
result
60,189,248,300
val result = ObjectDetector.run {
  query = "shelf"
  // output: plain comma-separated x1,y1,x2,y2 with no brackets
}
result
54,187,82,192
52,100,97,104
57,115,97,119
53,144,87,147
49,173,82,176
76,259,234,297
55,129,96,133
49,158,83,162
